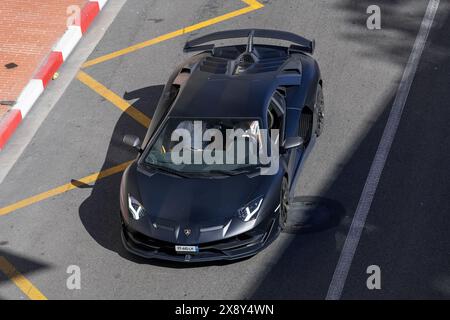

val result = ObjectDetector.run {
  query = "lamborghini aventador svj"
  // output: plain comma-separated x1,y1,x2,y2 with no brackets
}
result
119,29,325,262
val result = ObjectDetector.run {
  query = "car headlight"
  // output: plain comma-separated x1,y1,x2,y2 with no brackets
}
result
128,194,145,220
237,197,263,222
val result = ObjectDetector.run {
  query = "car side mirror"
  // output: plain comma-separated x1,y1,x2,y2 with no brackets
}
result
283,136,304,150
123,134,141,151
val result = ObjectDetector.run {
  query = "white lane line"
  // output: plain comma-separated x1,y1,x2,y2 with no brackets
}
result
326,0,440,300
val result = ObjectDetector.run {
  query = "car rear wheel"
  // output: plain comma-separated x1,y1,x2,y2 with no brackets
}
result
315,85,325,137
279,177,289,230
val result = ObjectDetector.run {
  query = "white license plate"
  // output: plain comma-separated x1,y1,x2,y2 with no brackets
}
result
175,245,199,254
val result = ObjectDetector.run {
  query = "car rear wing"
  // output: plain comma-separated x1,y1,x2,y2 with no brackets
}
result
183,29,315,54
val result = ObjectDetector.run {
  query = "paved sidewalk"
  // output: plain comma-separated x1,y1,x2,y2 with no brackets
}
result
0,0,86,118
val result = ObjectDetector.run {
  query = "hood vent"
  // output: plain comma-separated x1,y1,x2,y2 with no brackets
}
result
199,46,288,75
199,56,229,74
249,56,287,73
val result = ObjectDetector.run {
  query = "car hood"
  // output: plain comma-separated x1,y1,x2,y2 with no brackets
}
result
134,167,275,244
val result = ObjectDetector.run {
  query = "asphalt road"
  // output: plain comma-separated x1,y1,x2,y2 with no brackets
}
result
0,0,449,299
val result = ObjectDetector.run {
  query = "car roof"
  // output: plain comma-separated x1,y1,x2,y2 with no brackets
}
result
169,72,275,119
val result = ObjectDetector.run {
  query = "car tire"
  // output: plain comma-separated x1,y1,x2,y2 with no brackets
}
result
279,177,289,230
315,85,325,137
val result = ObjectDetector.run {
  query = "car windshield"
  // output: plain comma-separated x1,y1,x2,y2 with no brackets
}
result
143,118,268,175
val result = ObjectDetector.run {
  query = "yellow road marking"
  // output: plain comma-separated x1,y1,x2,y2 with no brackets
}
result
0,161,133,217
81,0,264,68
77,71,151,128
0,257,48,300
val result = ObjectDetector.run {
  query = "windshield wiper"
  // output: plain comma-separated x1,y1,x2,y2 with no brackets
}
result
208,166,262,176
142,163,191,178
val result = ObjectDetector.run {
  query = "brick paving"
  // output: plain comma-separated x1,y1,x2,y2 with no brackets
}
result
0,0,87,118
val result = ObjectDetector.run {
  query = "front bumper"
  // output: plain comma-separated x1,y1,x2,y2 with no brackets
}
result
121,217,279,263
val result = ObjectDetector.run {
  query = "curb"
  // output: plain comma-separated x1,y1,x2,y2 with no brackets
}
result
0,0,109,150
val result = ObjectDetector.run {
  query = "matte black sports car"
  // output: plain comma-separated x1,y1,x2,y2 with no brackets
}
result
120,29,324,262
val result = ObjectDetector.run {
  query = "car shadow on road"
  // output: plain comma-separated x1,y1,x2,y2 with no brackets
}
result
78,85,164,264
247,96,393,299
